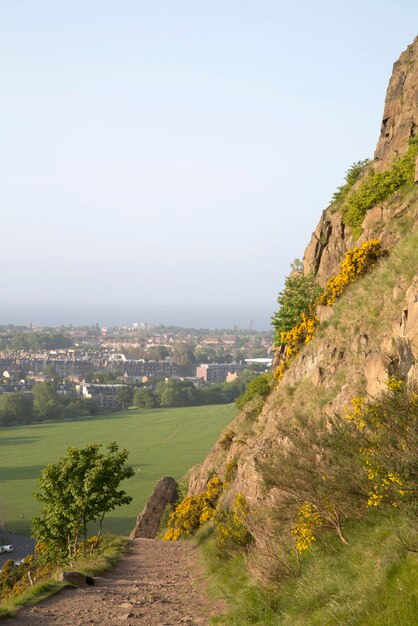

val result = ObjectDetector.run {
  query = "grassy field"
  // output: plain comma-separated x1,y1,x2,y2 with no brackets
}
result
0,404,236,537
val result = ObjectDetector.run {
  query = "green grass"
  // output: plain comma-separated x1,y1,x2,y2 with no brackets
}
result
200,511,418,625
0,404,236,536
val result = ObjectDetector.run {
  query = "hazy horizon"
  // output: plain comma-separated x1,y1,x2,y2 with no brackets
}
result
0,303,273,332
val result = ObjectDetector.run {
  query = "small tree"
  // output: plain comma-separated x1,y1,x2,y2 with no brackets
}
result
272,261,322,346
32,442,134,562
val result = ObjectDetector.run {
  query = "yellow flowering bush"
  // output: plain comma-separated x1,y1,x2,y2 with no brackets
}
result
163,476,223,541
343,379,418,510
274,240,385,383
290,502,324,553
318,240,384,306
214,493,253,552
274,313,318,382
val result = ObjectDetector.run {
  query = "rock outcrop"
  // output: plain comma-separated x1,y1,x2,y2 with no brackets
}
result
188,37,418,507
130,476,178,539
374,36,418,171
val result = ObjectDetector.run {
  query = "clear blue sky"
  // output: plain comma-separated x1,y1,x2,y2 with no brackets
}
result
1,1,417,329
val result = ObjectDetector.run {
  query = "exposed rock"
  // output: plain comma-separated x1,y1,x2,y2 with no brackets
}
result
188,37,418,515
316,305,334,323
130,476,178,539
311,366,324,387
374,37,418,171
405,277,418,352
302,209,351,284
58,571,94,586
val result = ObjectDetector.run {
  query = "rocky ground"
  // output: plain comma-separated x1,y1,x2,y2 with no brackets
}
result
2,539,225,625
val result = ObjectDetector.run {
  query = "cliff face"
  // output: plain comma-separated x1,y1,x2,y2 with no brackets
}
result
374,36,418,171
302,36,418,285
188,37,418,503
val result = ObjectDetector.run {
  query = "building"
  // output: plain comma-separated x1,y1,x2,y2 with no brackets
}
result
195,363,245,384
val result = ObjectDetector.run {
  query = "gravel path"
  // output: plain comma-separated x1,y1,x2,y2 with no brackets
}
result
2,539,224,625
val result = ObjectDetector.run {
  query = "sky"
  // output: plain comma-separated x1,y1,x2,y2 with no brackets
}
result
1,1,418,329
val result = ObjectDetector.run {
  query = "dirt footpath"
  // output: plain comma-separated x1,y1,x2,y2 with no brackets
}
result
3,539,225,625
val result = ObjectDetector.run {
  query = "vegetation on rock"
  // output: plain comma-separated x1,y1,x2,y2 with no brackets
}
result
274,239,385,382
271,260,322,346
338,138,418,237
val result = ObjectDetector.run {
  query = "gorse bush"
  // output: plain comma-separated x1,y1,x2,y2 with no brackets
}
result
339,138,418,237
163,478,254,553
274,240,385,381
257,379,418,577
317,239,385,306
344,380,418,513
162,476,223,541
214,493,253,554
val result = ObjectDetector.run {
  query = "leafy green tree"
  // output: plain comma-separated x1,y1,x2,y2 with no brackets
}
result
33,442,134,562
115,386,133,410
272,260,322,346
133,387,158,409
32,382,62,420
172,342,196,375
156,379,198,407
0,393,33,425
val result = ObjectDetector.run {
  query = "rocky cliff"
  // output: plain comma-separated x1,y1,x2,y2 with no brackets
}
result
188,37,418,505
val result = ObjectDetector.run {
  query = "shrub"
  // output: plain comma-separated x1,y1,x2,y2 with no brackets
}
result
317,239,385,306
340,138,418,237
272,260,322,346
163,477,223,541
235,373,274,413
343,381,418,513
274,240,385,382
219,430,236,451
331,159,370,208
214,493,253,554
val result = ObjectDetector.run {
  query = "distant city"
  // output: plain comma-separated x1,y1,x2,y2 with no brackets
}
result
0,322,273,418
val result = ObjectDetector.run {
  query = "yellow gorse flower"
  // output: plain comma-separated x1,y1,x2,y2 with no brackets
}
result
274,240,384,384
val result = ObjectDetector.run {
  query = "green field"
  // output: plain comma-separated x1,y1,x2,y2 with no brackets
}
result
0,404,236,536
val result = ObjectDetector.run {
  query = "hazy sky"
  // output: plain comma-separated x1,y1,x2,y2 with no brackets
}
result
1,1,417,329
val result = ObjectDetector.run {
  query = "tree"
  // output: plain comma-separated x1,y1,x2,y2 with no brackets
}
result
115,386,133,410
272,260,322,346
171,342,195,375
156,379,198,407
32,442,134,562
0,393,33,425
133,387,158,409
32,382,62,420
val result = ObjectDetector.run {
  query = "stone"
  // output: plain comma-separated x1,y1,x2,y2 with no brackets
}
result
130,476,179,539
58,571,94,586
311,366,324,387
364,354,390,399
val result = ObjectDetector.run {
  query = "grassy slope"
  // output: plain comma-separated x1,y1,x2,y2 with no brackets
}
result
201,512,418,625
0,404,236,536
197,231,418,624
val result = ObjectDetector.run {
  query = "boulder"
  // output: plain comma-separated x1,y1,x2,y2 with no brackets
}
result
58,571,94,586
130,476,178,539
